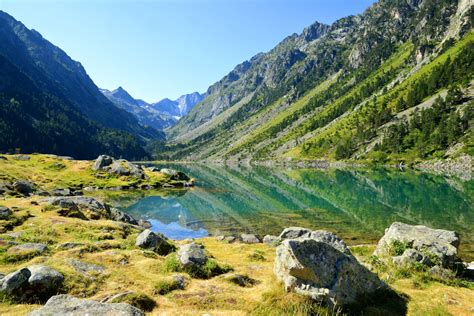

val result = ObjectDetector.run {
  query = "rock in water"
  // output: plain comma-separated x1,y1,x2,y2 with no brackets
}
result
135,229,175,255
177,243,207,268
274,238,385,307
92,155,114,171
29,294,144,316
374,222,460,269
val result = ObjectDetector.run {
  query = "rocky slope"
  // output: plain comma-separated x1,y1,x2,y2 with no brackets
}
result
163,0,473,165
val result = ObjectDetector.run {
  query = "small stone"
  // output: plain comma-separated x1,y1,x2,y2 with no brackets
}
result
56,242,85,250
51,188,72,196
67,259,105,275
135,229,175,255
177,243,207,268
241,234,260,244
13,180,35,195
0,206,12,220
224,236,237,243
263,235,280,246
224,274,257,287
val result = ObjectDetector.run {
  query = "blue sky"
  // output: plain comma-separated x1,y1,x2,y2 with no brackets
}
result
0,0,375,102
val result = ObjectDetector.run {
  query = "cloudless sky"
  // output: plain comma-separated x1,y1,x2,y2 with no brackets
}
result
0,0,375,102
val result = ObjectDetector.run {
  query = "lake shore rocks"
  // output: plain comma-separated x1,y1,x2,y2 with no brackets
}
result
135,229,175,255
274,236,385,307
29,294,144,316
92,155,145,179
374,222,461,269
44,196,139,225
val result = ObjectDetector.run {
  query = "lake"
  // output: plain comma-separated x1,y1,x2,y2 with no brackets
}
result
115,164,474,260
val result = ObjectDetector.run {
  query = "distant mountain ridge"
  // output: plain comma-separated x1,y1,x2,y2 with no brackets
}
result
101,87,205,129
0,10,161,159
162,0,473,164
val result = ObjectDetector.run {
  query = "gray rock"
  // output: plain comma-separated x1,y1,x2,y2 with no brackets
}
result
241,234,260,244
0,155,7,160
135,229,175,255
274,238,385,307
108,160,145,179
27,265,64,292
279,227,312,239
110,208,138,225
51,188,72,196
0,268,31,294
92,155,114,171
463,262,474,279
177,243,207,268
307,230,351,255
56,242,85,250
138,219,152,229
392,248,430,266
67,259,105,275
160,168,190,181
29,294,144,316
13,155,30,161
13,180,35,195
263,235,280,246
0,206,12,220
5,231,23,239
172,275,186,290
9,243,47,255
429,265,455,279
374,222,460,268
224,236,237,243
148,167,160,172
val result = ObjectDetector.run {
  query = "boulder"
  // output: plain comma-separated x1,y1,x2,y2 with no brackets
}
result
135,229,175,255
374,222,460,268
224,236,237,243
274,238,385,307
29,294,144,316
12,155,30,161
177,243,207,268
241,234,260,244
0,268,31,294
108,160,145,179
92,155,114,171
110,208,138,225
27,265,64,293
279,227,312,239
13,180,35,195
0,266,63,301
263,235,280,246
0,206,12,220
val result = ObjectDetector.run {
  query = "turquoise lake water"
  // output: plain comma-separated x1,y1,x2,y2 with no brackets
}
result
120,164,474,260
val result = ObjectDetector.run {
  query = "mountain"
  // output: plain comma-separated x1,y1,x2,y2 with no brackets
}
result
101,87,176,130
151,92,205,119
163,0,473,164
0,10,162,160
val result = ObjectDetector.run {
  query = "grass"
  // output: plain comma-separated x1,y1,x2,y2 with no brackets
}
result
0,157,472,314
